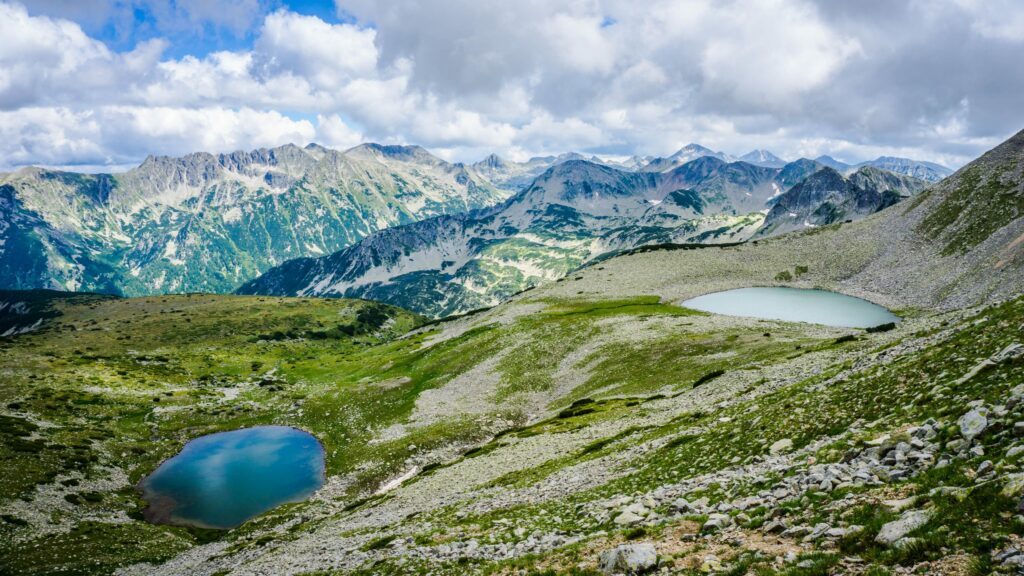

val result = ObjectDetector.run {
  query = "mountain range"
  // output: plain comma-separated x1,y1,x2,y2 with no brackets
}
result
0,143,507,295
238,156,928,316
1,140,945,309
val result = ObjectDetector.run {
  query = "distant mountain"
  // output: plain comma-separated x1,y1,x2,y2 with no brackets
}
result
814,155,851,171
641,143,734,173
756,166,928,238
597,155,653,171
239,156,864,316
811,154,952,183
472,152,591,191
0,143,508,295
776,158,826,190
858,156,952,182
739,149,787,168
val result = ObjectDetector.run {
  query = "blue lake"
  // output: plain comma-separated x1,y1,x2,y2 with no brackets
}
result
681,287,899,328
139,426,325,529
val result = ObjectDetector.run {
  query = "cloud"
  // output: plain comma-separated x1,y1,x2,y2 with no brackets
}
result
2,0,1024,171
253,10,378,89
315,113,363,150
0,106,316,166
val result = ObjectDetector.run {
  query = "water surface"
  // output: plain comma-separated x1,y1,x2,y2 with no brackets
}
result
681,287,898,328
140,425,325,529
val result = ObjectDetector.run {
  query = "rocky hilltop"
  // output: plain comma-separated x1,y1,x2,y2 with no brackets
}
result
756,166,928,238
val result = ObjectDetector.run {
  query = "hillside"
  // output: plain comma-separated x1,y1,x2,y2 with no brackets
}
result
0,129,1021,576
0,144,507,296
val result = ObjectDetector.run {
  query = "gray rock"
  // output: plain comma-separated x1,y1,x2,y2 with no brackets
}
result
599,543,658,575
770,438,794,454
958,408,988,440
875,510,933,545
613,510,645,526
702,513,732,532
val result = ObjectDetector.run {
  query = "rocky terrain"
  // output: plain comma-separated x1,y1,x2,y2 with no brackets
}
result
0,143,507,296
0,130,1021,575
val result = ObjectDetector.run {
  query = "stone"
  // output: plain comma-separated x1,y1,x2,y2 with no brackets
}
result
670,498,693,513
613,510,645,526
958,408,988,441
875,510,933,545
882,496,919,512
700,555,722,572
769,438,794,454
702,513,732,532
623,502,650,517
1007,445,1024,458
598,543,658,575
1002,473,1024,497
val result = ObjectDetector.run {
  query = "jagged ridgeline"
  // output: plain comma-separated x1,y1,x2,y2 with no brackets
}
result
0,143,507,295
3,137,949,306
239,155,929,317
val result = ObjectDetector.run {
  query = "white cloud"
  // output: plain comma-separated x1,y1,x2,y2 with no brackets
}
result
541,14,617,75
952,0,1024,42
315,113,364,150
253,10,378,89
1,0,1023,170
698,0,862,108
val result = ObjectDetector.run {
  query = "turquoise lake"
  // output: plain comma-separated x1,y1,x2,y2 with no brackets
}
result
139,426,325,529
681,287,899,328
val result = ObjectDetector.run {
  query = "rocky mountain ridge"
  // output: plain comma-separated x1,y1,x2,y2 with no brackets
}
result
238,154,929,316
0,143,508,295
756,166,928,238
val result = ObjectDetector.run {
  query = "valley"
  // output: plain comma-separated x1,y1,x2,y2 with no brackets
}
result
0,129,1022,575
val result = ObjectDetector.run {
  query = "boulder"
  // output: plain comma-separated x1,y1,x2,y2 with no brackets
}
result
702,513,732,532
770,438,794,455
958,409,988,441
613,510,645,526
875,510,932,545
599,543,657,575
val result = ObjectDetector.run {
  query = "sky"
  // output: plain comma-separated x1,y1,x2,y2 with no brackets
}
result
2,0,1024,172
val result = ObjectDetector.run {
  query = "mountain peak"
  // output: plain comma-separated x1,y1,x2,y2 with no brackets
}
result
671,143,715,158
476,153,506,169
344,143,443,165
813,155,851,171
740,149,786,167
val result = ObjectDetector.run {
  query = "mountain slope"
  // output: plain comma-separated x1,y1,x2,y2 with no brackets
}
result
756,166,928,237
0,144,508,295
